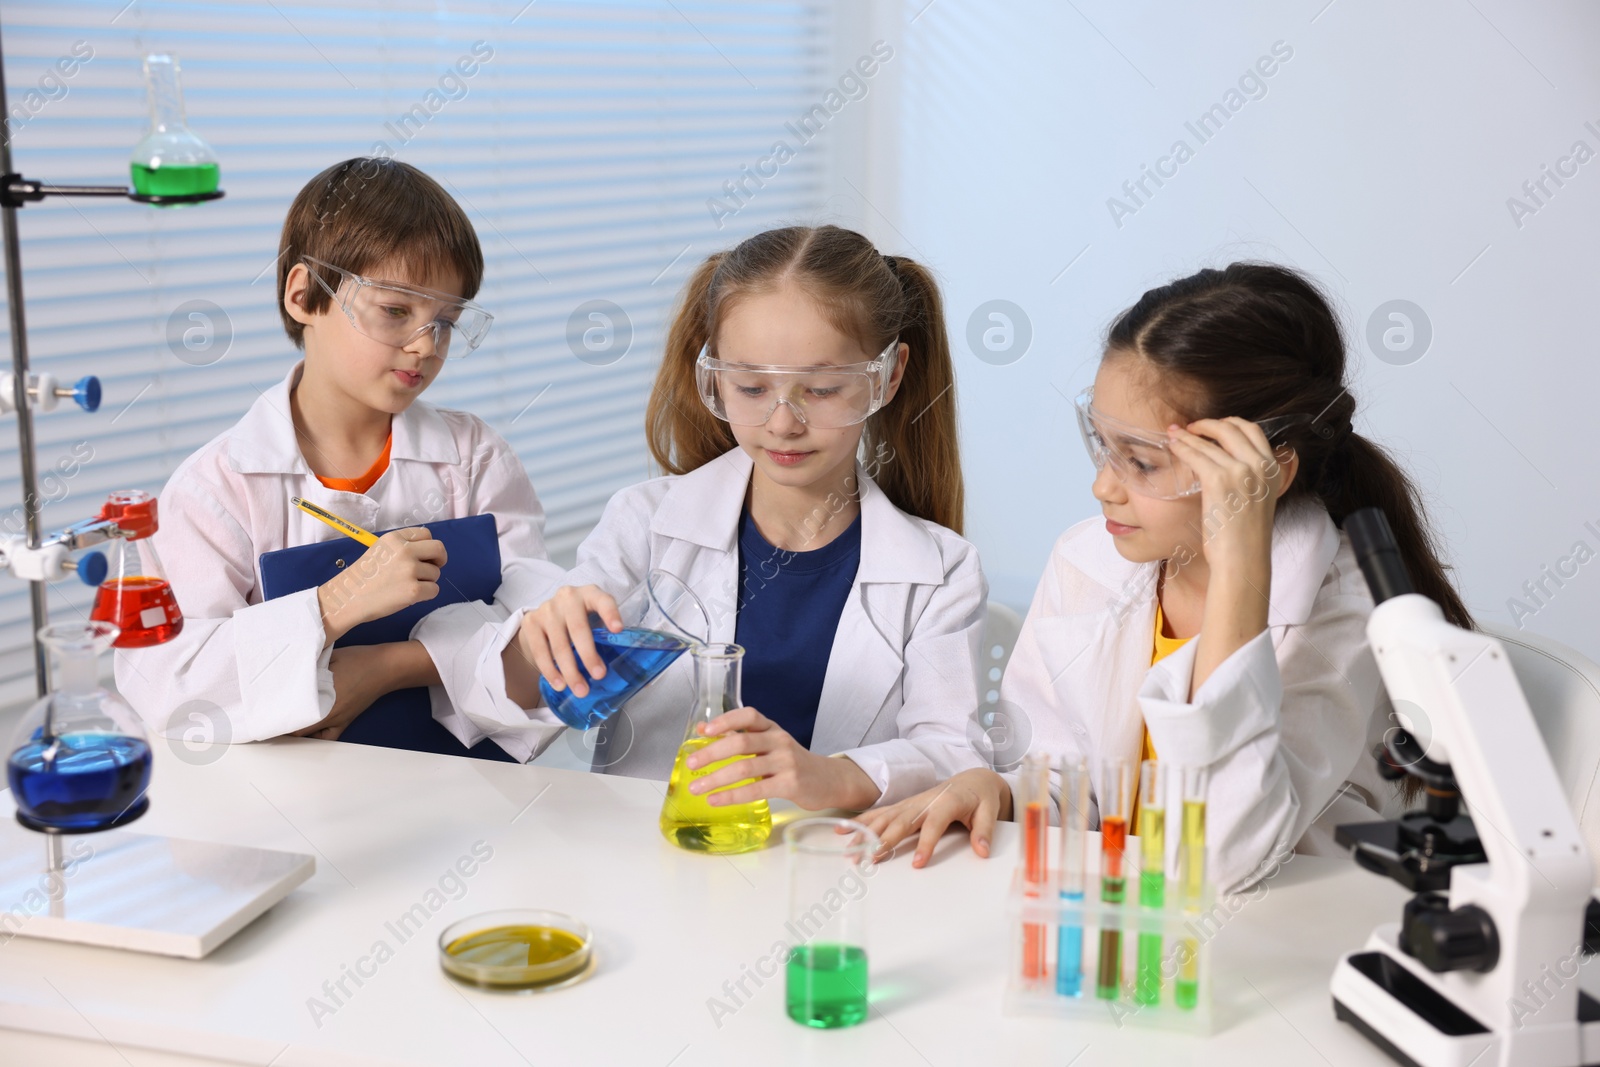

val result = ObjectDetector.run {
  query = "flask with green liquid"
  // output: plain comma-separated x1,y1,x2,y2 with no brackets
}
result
658,642,772,854
129,55,220,202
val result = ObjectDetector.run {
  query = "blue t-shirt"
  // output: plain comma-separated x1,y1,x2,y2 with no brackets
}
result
735,508,862,749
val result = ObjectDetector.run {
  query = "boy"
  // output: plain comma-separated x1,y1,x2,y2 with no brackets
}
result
115,157,558,760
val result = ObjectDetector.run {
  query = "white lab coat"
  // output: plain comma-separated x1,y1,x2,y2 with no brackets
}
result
114,362,562,753
1006,495,1396,893
448,447,991,806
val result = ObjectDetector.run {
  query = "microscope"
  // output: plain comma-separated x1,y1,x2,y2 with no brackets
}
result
1331,507,1600,1067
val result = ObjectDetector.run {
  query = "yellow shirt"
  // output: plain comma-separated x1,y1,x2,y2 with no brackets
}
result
1133,601,1191,823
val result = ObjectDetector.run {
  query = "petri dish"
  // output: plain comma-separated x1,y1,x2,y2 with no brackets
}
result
438,910,594,992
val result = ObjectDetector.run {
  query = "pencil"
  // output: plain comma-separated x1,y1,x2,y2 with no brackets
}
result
291,496,378,547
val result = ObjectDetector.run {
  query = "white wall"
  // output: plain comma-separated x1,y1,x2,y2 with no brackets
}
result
822,0,1600,661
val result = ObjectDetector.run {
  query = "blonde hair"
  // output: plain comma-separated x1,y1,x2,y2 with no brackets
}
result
645,225,965,533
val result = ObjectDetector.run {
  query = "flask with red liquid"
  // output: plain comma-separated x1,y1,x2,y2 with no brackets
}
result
88,491,183,648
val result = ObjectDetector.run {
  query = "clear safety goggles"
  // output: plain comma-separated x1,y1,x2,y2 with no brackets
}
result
303,255,493,358
1074,388,1307,499
696,339,899,429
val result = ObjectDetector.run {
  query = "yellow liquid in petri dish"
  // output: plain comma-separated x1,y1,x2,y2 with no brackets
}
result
659,736,772,854
441,924,589,990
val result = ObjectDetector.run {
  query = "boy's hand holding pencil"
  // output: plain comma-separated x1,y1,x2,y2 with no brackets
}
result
293,499,448,644
316,527,448,643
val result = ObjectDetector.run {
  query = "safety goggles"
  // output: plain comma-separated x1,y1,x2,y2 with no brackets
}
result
696,338,899,429
1074,388,1308,499
302,255,493,358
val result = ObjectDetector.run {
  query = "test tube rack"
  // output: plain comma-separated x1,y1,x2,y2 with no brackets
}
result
1004,866,1216,1034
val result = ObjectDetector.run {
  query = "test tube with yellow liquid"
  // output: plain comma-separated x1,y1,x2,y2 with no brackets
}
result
1176,766,1208,1009
658,643,772,854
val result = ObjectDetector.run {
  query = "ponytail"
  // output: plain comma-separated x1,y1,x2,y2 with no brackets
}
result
869,256,964,533
646,253,736,475
1316,431,1473,629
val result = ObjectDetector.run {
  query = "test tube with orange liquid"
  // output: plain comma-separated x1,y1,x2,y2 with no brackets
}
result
1017,752,1051,984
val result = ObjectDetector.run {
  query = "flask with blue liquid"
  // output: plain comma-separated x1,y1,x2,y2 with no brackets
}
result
7,622,152,834
539,570,710,730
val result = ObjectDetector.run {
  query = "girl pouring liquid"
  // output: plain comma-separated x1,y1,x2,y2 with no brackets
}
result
460,225,990,819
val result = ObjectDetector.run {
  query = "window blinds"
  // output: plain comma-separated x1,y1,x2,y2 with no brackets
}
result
0,0,834,707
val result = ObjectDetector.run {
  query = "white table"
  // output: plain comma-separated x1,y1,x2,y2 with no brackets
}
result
0,736,1434,1066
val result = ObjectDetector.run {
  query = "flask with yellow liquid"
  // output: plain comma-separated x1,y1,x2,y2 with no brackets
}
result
659,643,772,854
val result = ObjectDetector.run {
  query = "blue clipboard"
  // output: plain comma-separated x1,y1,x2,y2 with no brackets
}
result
259,513,515,762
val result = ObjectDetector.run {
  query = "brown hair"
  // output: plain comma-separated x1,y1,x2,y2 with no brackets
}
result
1105,262,1474,630
276,157,484,348
646,225,965,533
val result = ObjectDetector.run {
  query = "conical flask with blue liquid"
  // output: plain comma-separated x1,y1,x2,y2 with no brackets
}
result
539,569,710,730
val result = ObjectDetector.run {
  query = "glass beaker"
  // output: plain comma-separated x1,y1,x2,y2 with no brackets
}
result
89,490,183,648
129,54,220,202
658,643,772,854
7,622,152,833
540,569,708,729
784,817,878,1029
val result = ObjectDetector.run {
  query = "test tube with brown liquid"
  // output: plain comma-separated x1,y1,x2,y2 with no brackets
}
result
1097,758,1133,1000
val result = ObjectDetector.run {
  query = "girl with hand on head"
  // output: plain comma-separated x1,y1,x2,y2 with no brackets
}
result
461,225,989,810
860,263,1472,892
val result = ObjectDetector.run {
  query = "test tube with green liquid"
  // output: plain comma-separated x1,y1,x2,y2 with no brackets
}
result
1176,766,1208,1010
1096,758,1132,1000
1135,760,1165,1006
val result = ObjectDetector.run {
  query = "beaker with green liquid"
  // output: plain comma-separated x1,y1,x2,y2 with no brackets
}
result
130,55,220,202
658,643,771,854
784,817,878,1029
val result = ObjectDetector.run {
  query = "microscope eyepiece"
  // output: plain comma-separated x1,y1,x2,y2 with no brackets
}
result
1345,507,1416,604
